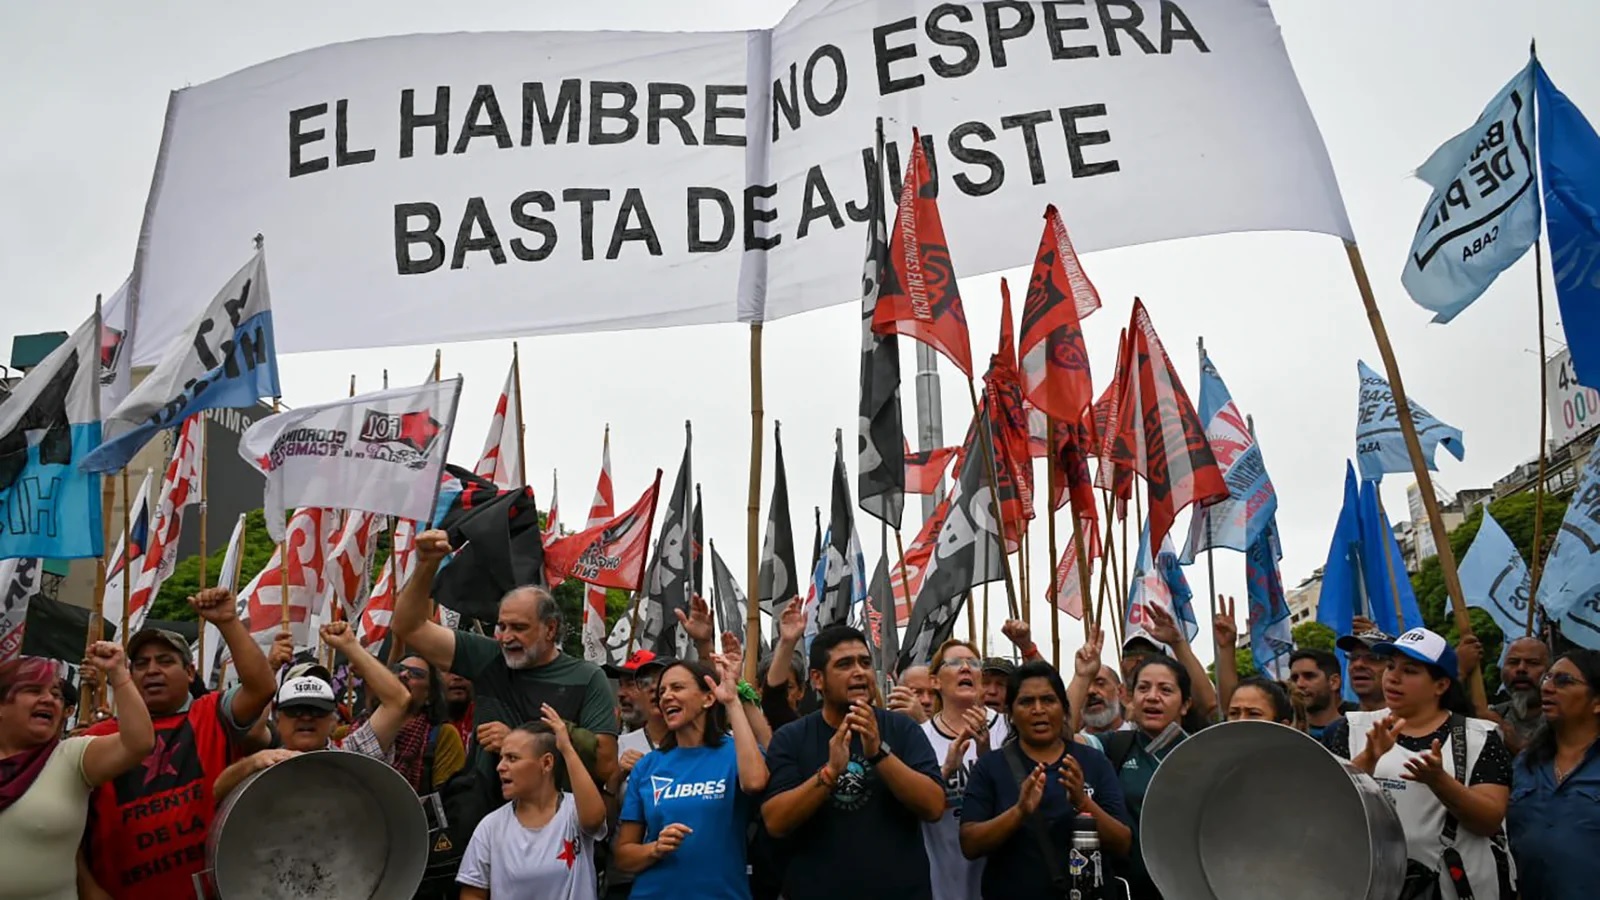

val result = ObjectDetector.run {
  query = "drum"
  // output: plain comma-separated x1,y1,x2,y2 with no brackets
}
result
1140,720,1407,900
206,750,430,899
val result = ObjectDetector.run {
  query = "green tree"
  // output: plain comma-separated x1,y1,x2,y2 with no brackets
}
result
149,509,281,623
1292,621,1336,652
551,578,633,659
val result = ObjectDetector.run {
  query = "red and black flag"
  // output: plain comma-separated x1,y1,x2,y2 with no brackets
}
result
432,466,546,624
982,280,1035,548
904,442,958,495
543,469,663,592
1092,329,1137,520
859,121,906,529
1106,301,1227,551
1020,205,1099,425
871,129,973,378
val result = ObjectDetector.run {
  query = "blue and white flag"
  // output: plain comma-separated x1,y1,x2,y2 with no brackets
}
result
1182,350,1277,561
1246,521,1294,680
1402,58,1540,323
1535,62,1600,391
1355,360,1464,482
1126,524,1199,647
0,311,104,560
1536,449,1600,628
1457,509,1532,641
82,249,280,473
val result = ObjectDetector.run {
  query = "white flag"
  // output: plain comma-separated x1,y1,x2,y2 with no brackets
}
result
102,468,155,636
201,513,248,687
240,379,463,541
0,557,42,662
474,359,523,488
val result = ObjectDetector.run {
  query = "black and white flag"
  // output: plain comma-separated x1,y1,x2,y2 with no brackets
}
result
757,422,799,617
1,557,43,662
642,426,694,656
712,539,765,656
897,410,1007,669
816,432,865,631
859,120,905,529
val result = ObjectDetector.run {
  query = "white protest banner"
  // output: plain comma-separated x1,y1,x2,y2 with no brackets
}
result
130,0,1351,361
239,378,463,540
1546,347,1600,450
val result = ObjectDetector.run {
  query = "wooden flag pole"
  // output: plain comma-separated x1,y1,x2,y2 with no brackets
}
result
1372,492,1410,632
1019,528,1031,621
1344,241,1485,708
1045,426,1062,667
431,349,442,382
118,468,132,648
1527,240,1551,635
745,324,764,683
196,415,210,665
893,528,913,634
965,378,1020,620
512,342,529,486
1093,492,1117,627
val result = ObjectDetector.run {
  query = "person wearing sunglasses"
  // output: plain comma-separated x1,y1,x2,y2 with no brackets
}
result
1507,649,1600,900
211,622,412,801
382,655,467,794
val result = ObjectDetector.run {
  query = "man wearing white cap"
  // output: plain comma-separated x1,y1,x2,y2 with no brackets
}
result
211,622,412,801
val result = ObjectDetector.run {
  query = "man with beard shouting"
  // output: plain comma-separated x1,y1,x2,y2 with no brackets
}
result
1491,636,1549,754
394,530,618,820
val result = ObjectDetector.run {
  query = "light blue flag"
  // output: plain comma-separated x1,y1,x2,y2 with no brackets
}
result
1536,449,1600,626
82,250,280,473
1402,58,1540,323
1182,350,1277,561
1457,509,1531,641
1247,520,1294,680
1535,62,1600,390
0,311,104,560
1355,361,1464,482
1357,479,1425,635
1126,525,1199,646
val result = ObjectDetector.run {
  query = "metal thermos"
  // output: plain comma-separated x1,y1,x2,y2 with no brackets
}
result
1069,812,1104,900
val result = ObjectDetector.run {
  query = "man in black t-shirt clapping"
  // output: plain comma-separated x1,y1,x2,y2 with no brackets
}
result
763,626,945,900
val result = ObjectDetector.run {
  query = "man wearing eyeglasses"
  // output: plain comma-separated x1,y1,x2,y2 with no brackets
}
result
383,655,467,793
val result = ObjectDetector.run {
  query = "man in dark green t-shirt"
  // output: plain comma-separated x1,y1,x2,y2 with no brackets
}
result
392,529,619,790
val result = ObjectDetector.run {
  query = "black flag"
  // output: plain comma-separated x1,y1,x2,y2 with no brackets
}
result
859,119,905,529
433,466,546,623
757,422,799,616
862,554,898,679
712,539,765,656
817,432,863,631
896,409,1007,670
643,424,693,656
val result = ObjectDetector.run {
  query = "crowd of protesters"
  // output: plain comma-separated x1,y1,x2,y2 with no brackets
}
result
2,526,1598,899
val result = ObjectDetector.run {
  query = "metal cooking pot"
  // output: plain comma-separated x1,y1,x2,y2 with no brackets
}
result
205,750,429,899
1140,720,1407,900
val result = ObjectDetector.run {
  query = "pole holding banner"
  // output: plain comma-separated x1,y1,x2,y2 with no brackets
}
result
1527,240,1551,635
1344,240,1486,709
513,342,528,491
118,467,132,648
745,323,764,683
1046,430,1061,668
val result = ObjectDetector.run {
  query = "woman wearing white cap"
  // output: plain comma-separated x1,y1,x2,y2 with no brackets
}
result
1328,626,1514,900
212,622,412,800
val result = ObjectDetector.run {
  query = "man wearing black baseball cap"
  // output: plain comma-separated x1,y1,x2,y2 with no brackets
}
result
1336,623,1395,714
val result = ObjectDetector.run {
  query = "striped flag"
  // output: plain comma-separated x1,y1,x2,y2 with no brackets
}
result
239,507,333,651
358,520,416,652
0,558,42,662
326,511,380,620
102,468,154,635
474,356,524,489
581,432,615,661
126,417,204,634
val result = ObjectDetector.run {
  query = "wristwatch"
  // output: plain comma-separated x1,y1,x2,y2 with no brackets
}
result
866,743,892,765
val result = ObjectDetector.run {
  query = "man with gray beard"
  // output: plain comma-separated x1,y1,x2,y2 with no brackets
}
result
1081,665,1129,734
1490,636,1550,753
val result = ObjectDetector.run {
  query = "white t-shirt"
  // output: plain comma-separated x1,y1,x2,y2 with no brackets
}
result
919,711,1011,900
458,792,608,900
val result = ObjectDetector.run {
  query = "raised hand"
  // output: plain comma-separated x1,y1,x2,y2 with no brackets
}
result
1456,634,1484,677
319,621,358,653
652,823,693,859
414,529,452,565
1074,624,1105,679
85,641,128,685
1213,595,1238,650
706,654,741,706
190,588,240,625
720,630,743,659
1351,615,1378,635
674,594,714,644
779,596,805,644
1366,715,1405,760
1402,739,1449,788
476,721,511,754
962,706,992,755
1001,618,1035,655
1145,603,1184,646
847,699,882,758
886,685,925,723
1015,763,1047,815
540,703,572,753
267,631,295,672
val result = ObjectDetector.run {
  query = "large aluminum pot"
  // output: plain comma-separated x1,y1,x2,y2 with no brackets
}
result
206,749,429,899
1140,720,1407,900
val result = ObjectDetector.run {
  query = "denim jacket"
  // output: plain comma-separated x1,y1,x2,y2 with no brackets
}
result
1507,742,1600,900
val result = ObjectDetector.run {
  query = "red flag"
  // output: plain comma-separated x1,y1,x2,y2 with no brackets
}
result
983,280,1034,543
1091,329,1136,519
871,131,973,378
904,443,958,495
1049,417,1102,619
1107,301,1227,551
1020,205,1099,425
544,470,663,592
359,520,416,651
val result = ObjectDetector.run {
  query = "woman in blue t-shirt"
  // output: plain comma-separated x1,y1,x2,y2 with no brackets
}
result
616,654,769,900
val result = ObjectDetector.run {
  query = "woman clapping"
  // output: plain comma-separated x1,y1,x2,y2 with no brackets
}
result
615,654,769,900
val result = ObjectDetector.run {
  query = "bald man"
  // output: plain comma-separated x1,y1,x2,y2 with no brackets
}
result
1491,636,1551,752
394,530,619,793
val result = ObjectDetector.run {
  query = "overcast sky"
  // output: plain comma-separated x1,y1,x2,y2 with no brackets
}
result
4,1,1597,666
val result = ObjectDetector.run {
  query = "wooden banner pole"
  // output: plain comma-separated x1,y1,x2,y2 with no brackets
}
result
745,323,764,683
1344,240,1485,708
118,468,132,648
1045,423,1062,667
1527,240,1551,635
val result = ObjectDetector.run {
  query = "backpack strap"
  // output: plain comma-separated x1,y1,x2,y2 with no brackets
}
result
1002,742,1069,895
422,723,440,793
1099,730,1138,774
